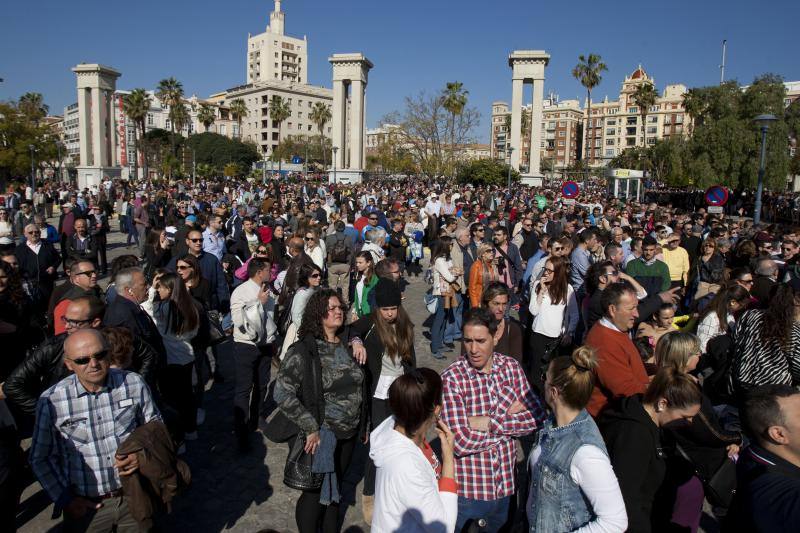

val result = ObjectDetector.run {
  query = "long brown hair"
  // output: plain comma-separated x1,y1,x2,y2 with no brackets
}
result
371,305,414,364
156,272,199,335
542,255,569,305
177,254,202,287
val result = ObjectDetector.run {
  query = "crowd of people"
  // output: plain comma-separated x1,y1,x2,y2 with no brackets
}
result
0,175,799,533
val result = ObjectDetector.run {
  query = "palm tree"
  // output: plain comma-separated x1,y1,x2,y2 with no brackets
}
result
633,81,659,147
155,77,184,154
682,88,706,134
572,54,608,171
197,103,216,132
19,92,49,124
268,95,292,174
123,88,152,180
167,103,189,178
229,98,248,139
310,102,332,166
442,82,469,175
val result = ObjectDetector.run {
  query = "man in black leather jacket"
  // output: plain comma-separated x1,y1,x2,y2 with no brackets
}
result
1,296,158,422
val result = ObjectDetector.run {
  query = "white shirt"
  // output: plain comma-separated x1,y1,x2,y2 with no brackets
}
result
529,282,579,337
26,241,42,255
528,443,628,533
230,279,276,345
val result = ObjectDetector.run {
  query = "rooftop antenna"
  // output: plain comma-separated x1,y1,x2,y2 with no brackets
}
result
720,40,727,85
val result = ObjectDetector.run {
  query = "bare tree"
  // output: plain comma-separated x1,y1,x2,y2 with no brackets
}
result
382,91,481,178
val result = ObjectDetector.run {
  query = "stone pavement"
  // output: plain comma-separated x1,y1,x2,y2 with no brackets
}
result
16,222,451,533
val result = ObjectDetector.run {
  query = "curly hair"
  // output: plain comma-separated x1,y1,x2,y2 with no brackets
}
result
761,283,799,350
101,326,134,369
297,288,343,341
0,262,28,309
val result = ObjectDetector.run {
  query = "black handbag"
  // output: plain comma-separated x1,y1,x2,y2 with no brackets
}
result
676,443,737,508
283,433,323,491
206,310,227,346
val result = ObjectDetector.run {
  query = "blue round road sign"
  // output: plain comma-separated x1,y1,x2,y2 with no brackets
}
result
561,181,580,199
704,185,729,206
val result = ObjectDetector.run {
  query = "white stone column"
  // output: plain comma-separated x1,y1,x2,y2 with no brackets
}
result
79,88,92,166
349,79,364,170
108,90,118,167
509,78,524,170
528,79,545,176
331,80,346,169
91,88,106,168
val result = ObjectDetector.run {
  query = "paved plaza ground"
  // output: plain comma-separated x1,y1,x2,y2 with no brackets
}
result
16,221,450,533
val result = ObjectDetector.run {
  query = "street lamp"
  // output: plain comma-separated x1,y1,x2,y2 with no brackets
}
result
55,141,63,183
753,113,777,226
28,144,36,191
332,146,339,184
506,147,515,192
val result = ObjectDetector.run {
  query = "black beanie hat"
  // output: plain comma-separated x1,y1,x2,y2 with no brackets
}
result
374,278,402,308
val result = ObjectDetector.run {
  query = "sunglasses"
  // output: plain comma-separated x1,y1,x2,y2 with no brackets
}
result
61,316,94,328
67,349,109,366
552,246,563,252
189,238,203,243
73,270,97,278
177,264,192,270
309,273,321,279
304,237,315,241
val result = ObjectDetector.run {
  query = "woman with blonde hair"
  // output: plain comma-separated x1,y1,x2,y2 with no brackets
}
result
303,228,325,271
468,242,499,308
528,346,627,532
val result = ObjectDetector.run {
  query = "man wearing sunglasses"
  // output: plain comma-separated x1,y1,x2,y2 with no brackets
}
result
3,296,158,419
50,260,102,335
30,329,161,531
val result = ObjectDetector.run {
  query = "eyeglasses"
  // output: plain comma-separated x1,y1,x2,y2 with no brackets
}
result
26,230,41,235
543,267,555,274
73,270,96,278
67,349,109,366
177,264,192,270
189,238,203,243
61,316,94,328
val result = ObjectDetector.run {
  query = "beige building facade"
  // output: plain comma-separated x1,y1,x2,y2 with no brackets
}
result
247,0,308,85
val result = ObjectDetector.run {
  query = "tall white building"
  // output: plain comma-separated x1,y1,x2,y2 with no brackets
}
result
247,0,308,85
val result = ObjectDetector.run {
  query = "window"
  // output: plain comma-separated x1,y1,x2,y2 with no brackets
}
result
607,119,616,126
606,128,616,136
219,125,226,135
626,127,637,136
547,121,556,129
606,139,615,146
647,126,657,134
626,116,637,125
675,114,684,124
298,112,303,119
605,149,615,157
626,138,636,146
628,106,638,113
147,113,153,125
650,105,660,112
594,139,601,147
308,125,312,132
558,140,565,146
647,138,656,145
648,115,658,123
558,121,566,127
558,131,565,137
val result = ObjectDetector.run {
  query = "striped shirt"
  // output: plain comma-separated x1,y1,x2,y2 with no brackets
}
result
441,353,545,500
30,369,161,505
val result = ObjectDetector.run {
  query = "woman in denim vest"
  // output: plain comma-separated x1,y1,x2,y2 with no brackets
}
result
527,347,628,532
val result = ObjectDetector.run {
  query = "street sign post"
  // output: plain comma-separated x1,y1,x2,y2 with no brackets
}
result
562,181,580,199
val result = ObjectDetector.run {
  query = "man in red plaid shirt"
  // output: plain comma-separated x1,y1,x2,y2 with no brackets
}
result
441,308,545,532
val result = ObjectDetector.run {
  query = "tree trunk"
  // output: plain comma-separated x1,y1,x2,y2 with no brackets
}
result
132,126,139,182
585,90,592,184
140,121,149,182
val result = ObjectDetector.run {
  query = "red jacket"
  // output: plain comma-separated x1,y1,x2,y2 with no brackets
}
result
585,321,649,417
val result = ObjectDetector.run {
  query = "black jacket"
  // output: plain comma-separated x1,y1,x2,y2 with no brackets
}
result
14,241,60,294
599,395,666,533
104,297,166,361
230,231,256,262
66,234,97,263
349,316,415,401
724,444,800,533
2,332,159,416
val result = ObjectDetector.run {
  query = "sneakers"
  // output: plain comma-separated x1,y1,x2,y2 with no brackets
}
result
362,494,374,525
184,431,198,441
196,408,206,426
431,351,447,360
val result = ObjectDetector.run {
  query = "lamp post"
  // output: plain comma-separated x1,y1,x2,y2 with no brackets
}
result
262,150,267,183
506,147,514,192
28,144,36,191
191,148,196,188
753,114,777,226
55,141,63,183
332,146,339,184
304,143,309,177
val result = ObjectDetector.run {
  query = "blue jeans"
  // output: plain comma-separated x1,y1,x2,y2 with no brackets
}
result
430,295,448,353
455,495,510,533
444,293,463,344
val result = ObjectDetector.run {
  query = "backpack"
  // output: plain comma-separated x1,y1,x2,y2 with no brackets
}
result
329,234,349,264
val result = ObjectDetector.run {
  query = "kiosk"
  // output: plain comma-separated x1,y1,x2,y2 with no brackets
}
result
606,168,644,202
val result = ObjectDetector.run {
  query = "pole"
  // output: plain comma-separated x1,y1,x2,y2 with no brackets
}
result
29,144,35,191
192,148,196,188
332,147,338,184
720,40,727,85
262,151,267,183
506,147,514,192
754,125,768,226
56,143,62,183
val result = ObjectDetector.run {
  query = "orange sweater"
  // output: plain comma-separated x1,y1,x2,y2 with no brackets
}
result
585,321,649,417
468,261,498,308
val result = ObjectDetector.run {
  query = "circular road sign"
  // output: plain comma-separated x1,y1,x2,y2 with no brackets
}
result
704,185,729,206
561,181,580,199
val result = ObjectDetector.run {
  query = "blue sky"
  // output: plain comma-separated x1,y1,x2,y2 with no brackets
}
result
1,0,797,142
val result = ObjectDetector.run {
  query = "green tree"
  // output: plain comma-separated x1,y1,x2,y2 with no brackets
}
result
229,98,248,139
123,88,152,180
197,103,216,132
310,102,332,167
442,82,469,175
183,132,260,174
572,54,608,169
457,158,519,186
268,95,292,173
0,101,54,187
18,92,49,123
155,77,184,155
632,81,659,147
223,162,241,178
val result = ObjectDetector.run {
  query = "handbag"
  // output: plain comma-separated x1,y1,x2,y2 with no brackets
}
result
206,310,226,346
283,432,323,491
424,290,438,314
675,442,737,508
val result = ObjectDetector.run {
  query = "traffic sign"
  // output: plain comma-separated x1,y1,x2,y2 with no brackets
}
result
561,181,580,199
704,185,729,206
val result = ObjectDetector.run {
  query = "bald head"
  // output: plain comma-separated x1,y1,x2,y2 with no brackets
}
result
64,329,110,392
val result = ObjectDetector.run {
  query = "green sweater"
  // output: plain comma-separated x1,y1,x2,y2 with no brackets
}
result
625,257,671,294
353,274,379,318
